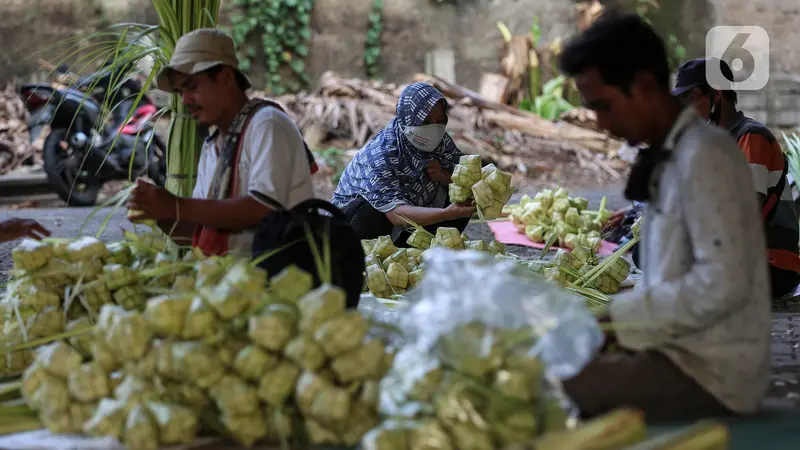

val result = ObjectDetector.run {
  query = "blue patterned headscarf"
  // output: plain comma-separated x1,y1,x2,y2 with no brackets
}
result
331,82,462,213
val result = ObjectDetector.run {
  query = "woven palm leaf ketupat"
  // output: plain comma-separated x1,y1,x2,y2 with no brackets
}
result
4,230,403,447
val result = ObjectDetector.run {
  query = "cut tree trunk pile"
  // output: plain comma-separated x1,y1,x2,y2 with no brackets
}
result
0,84,44,175
270,71,627,187
0,71,627,188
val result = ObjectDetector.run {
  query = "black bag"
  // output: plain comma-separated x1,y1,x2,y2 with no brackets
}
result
252,198,365,308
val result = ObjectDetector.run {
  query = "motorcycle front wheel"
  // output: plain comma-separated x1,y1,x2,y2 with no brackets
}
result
43,129,102,207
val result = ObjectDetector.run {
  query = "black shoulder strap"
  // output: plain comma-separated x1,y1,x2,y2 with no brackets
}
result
208,99,266,200
290,199,346,220
251,195,346,221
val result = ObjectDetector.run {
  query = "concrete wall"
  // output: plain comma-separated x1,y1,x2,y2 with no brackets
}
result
308,0,574,88
704,0,800,133
2,0,799,131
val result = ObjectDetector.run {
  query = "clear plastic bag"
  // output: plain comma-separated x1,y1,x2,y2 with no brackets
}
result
365,248,603,449
358,294,411,328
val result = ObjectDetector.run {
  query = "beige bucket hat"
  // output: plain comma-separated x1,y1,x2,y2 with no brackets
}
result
156,28,251,93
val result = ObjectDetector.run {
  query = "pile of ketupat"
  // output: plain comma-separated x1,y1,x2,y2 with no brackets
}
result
449,155,514,220
506,188,611,251
364,321,569,450
6,233,397,448
361,230,506,299
523,216,642,309
360,226,632,303
2,231,177,378
529,244,631,296
359,154,515,300
360,247,731,450
4,224,731,450
361,247,579,450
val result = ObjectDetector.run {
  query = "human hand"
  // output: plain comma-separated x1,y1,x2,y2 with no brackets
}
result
127,178,178,222
594,309,619,352
0,218,51,243
444,201,476,219
426,160,451,185
603,207,629,232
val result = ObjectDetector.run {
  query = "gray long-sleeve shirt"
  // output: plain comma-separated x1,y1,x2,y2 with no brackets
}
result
610,107,771,414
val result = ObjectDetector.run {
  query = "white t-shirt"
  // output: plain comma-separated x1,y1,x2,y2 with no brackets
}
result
192,106,314,257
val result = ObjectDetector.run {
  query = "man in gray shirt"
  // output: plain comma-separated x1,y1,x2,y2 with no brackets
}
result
558,13,771,421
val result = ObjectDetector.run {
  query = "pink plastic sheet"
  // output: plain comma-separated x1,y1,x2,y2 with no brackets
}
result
488,220,618,256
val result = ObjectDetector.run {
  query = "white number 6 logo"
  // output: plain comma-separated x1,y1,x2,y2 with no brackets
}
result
706,26,770,91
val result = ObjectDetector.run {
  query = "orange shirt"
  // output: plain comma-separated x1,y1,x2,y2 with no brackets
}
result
732,113,800,274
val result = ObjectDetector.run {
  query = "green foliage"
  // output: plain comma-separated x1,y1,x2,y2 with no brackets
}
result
782,130,800,196
665,33,687,68
520,16,576,120
528,16,542,101
364,0,384,79
317,147,347,184
635,0,686,70
781,129,800,234
519,75,576,121
223,0,315,95
530,16,541,47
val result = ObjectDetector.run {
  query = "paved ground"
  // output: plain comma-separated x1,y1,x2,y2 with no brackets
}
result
0,184,798,409
769,314,800,408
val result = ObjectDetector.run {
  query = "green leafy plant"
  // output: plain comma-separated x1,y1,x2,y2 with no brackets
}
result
635,0,686,70
364,0,384,79
503,16,575,120
223,0,314,95
528,16,542,102
317,147,347,184
666,33,687,69
519,75,575,121
782,129,800,199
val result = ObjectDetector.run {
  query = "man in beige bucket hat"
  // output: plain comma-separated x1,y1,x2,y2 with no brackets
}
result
128,28,317,257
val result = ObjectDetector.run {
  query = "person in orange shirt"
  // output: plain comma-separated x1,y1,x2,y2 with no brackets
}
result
673,57,800,299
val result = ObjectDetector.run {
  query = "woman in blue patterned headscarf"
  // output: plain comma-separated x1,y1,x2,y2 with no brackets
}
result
332,82,476,244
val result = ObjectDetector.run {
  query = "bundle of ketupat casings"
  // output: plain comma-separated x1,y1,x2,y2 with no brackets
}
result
7,230,399,448
5,231,729,449
506,188,612,252
360,154,516,299
530,244,631,296
362,229,506,299
449,155,514,221
360,249,730,450
362,248,606,450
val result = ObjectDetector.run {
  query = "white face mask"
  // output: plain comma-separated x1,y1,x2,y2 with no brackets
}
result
403,124,446,152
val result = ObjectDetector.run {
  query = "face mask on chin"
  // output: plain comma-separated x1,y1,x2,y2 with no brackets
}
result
403,124,446,152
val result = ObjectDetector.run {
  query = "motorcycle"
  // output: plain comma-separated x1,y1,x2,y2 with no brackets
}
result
19,65,167,207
